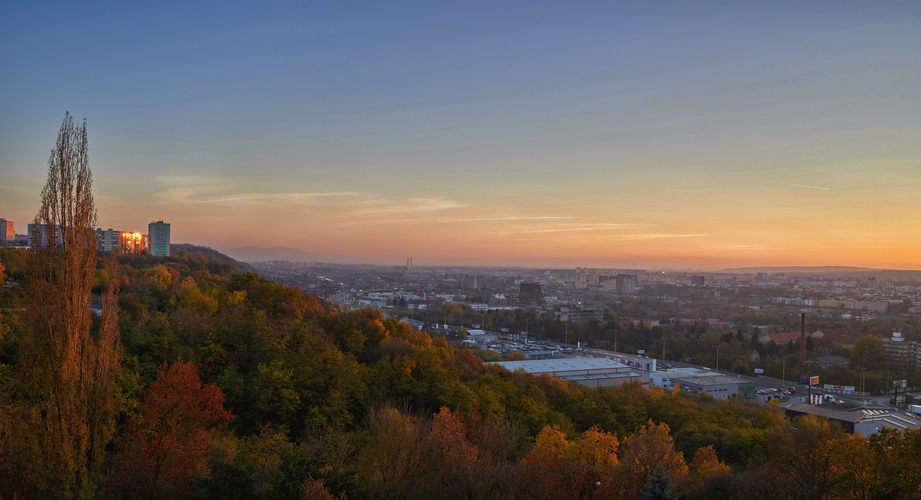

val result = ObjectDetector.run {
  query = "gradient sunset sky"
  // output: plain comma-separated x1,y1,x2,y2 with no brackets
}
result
2,1,920,270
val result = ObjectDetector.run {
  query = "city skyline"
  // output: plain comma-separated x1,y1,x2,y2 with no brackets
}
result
2,2,920,270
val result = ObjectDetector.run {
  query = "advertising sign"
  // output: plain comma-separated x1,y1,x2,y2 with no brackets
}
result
844,386,855,392
810,376,820,386
638,350,645,354
895,379,908,389
754,368,764,374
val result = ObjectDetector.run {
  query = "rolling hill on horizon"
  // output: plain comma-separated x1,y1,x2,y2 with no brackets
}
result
170,243,257,274
719,265,921,276
221,246,347,264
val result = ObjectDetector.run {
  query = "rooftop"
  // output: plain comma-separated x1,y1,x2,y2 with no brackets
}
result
786,403,865,423
676,375,741,386
495,358,629,374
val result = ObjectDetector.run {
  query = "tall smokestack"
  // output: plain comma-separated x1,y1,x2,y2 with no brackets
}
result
411,257,413,268
800,312,807,361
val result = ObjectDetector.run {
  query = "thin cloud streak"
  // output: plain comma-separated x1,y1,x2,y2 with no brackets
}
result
700,244,774,250
391,216,573,223
185,192,358,204
614,233,709,240
349,198,463,217
770,181,830,191
0,184,35,194
517,223,657,234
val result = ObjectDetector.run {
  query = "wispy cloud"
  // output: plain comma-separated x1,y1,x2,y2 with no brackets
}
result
155,175,220,186
700,244,773,250
185,192,357,204
153,176,355,205
770,181,830,191
614,233,709,240
391,216,572,223
0,184,35,194
349,198,463,217
516,223,656,234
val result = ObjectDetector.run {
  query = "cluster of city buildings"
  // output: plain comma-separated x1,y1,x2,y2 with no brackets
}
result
760,326,921,371
0,217,171,257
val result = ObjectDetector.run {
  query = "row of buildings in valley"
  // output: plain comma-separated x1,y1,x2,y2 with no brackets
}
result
1,217,171,257
493,356,757,399
760,326,921,371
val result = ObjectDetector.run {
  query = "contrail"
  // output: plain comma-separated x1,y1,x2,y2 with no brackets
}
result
770,181,830,191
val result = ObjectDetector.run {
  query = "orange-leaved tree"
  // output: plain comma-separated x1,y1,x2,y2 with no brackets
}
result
520,424,621,500
619,420,689,500
18,113,121,498
112,359,232,499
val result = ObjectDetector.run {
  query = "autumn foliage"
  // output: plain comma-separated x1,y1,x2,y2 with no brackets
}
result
111,359,232,499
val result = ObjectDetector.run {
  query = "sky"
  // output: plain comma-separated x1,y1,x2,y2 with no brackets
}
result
2,1,920,270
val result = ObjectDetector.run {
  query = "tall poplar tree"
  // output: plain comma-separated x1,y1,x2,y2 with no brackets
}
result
19,113,120,498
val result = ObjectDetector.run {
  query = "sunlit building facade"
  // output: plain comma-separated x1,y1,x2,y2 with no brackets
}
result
0,218,13,242
120,231,148,254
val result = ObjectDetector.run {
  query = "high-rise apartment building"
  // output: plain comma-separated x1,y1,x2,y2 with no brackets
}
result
148,220,170,257
465,274,478,291
95,228,122,253
27,223,62,248
0,219,13,241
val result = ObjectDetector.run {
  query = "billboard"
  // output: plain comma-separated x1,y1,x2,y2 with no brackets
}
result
894,379,908,389
800,376,819,385
638,350,645,354
754,368,764,374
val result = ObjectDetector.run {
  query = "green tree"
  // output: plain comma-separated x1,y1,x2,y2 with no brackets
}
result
640,464,681,500
851,336,888,371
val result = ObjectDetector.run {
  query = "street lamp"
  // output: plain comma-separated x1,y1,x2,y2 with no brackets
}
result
862,368,866,407
782,356,786,392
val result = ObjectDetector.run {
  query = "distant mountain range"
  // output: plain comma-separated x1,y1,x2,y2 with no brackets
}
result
719,265,921,276
221,246,345,263
170,243,257,274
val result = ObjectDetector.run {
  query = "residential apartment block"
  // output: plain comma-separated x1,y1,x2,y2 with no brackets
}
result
0,219,13,241
881,332,921,371
148,220,170,257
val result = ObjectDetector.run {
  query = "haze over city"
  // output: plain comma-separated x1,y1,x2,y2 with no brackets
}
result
2,1,920,270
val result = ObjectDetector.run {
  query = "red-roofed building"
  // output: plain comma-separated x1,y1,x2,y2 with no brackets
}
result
813,328,879,350
760,331,802,345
